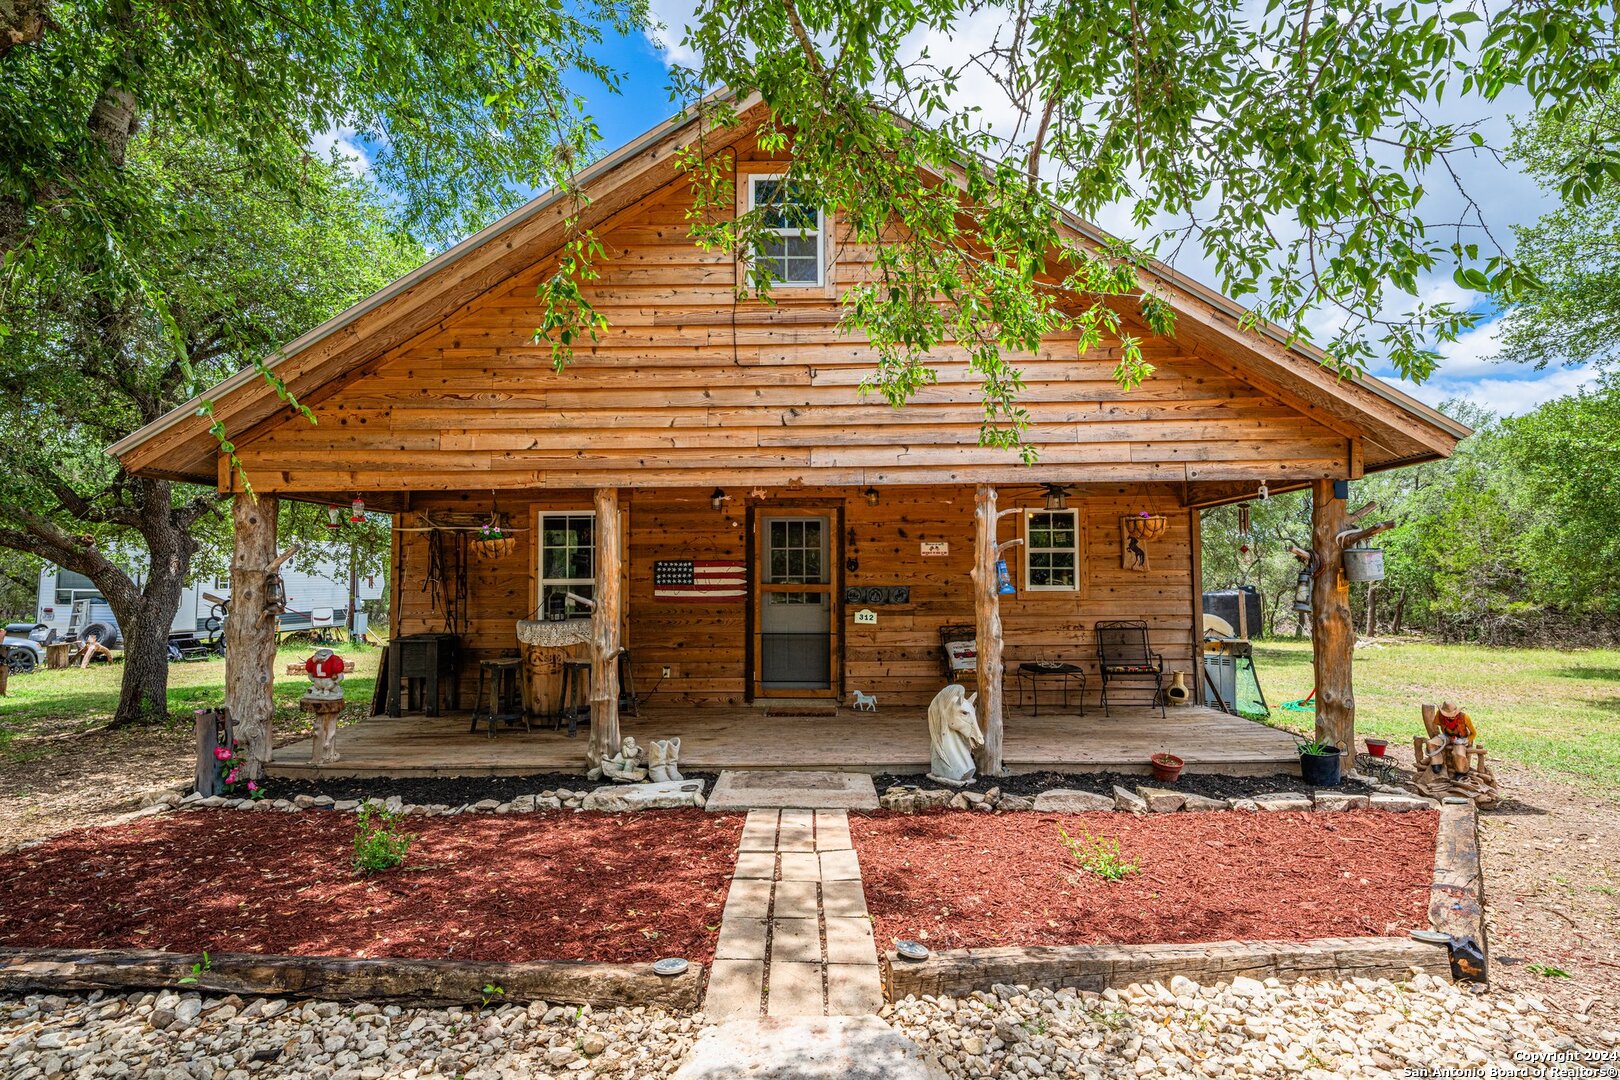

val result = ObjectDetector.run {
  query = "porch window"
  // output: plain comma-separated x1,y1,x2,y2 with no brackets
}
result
539,512,594,618
1024,509,1079,591
749,176,822,287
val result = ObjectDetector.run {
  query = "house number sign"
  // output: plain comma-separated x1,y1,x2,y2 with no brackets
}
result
853,609,878,625
920,541,949,557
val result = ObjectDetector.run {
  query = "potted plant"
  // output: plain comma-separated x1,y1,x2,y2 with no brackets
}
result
1298,740,1342,786
1364,736,1389,758
1149,752,1184,783
473,522,515,559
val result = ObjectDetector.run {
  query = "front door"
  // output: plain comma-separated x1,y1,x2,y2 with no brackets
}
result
756,514,836,695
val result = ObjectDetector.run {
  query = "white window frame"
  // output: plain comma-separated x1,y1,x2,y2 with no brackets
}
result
1023,509,1081,592
748,174,824,288
536,510,596,617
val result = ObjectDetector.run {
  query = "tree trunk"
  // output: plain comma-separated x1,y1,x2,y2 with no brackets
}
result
1310,479,1355,751
972,485,1005,776
108,525,196,727
588,487,622,769
225,494,279,778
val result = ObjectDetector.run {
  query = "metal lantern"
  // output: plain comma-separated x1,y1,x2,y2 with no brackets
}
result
1291,568,1314,613
1042,483,1069,511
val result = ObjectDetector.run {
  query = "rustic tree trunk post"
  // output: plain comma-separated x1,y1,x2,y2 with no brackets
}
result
1310,479,1354,751
225,493,279,778
972,485,1005,776
589,487,622,769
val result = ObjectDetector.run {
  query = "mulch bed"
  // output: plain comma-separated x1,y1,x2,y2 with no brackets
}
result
852,809,1436,953
870,770,1377,800
259,772,721,806
0,810,742,965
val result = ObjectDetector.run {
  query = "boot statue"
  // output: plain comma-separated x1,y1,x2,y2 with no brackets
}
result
648,737,684,782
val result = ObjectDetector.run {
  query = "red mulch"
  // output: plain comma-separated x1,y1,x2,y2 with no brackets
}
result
0,810,743,964
852,809,1437,952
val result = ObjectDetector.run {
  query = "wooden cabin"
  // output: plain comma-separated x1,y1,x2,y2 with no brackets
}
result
109,99,1466,779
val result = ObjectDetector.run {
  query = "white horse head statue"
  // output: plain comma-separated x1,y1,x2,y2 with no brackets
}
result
927,683,984,784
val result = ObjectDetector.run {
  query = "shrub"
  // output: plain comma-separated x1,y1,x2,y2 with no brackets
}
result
1057,825,1139,882
352,806,414,874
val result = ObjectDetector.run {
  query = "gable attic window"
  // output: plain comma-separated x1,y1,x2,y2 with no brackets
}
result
749,176,823,287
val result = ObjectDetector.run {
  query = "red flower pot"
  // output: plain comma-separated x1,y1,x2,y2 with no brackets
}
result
1150,753,1184,783
1365,737,1389,757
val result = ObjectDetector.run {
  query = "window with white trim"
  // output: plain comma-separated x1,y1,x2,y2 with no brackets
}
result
1024,509,1079,591
538,511,595,617
749,176,823,286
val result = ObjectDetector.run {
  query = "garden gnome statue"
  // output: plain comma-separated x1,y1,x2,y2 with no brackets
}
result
599,736,648,783
1413,701,1498,807
303,649,346,701
926,683,983,787
648,737,684,783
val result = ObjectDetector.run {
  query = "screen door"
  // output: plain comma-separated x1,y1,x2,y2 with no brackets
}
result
757,515,834,692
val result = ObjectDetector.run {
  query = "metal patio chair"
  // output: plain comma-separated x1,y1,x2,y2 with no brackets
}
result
1094,619,1165,717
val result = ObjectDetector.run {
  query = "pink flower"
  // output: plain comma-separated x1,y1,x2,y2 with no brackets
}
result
246,781,258,792
213,746,231,760
226,769,239,784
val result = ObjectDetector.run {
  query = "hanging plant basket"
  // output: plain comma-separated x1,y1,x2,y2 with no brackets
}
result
1125,514,1169,542
473,535,516,560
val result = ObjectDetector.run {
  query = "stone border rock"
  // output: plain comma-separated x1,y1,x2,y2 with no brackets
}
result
878,781,1438,815
884,936,1450,1000
0,947,703,1012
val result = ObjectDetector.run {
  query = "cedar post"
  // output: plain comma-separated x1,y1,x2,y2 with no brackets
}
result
972,485,1005,776
225,494,279,778
588,487,622,769
1310,479,1354,751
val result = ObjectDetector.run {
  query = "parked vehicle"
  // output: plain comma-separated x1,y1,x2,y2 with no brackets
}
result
3,622,49,675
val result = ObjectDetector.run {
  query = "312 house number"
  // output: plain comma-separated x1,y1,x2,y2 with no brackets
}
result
853,609,878,625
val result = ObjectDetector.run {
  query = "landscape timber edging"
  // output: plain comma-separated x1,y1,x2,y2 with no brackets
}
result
0,947,702,1011
883,936,1450,1001
1430,798,1489,982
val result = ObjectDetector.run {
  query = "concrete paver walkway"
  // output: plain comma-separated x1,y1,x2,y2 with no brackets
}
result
705,808,884,1019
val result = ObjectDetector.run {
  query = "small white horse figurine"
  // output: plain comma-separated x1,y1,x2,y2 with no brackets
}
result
926,683,983,786
852,690,878,712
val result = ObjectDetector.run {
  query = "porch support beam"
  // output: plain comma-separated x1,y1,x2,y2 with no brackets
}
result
973,484,1006,776
588,487,622,769
1310,479,1355,750
225,494,279,779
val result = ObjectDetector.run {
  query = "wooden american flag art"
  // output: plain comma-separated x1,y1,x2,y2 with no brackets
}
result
652,559,747,602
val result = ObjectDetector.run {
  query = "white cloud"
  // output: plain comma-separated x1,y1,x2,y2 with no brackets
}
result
308,127,371,178
645,0,701,67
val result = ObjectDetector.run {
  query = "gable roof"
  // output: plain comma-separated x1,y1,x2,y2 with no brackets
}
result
109,96,1468,490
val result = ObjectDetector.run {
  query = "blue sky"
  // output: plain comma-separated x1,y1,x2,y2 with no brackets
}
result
317,12,1592,421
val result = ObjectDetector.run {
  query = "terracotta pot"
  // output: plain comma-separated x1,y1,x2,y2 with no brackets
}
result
1365,737,1389,757
1150,752,1184,783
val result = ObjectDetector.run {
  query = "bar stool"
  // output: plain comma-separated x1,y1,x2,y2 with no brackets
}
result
556,650,640,737
471,657,527,737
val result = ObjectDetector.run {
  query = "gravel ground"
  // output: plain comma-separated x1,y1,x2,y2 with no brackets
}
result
5,972,1610,1080
885,972,1613,1079
0,992,699,1080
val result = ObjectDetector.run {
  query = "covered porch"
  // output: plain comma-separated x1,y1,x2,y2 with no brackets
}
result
266,702,1302,779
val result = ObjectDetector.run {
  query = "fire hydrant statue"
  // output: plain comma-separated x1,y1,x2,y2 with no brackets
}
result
301,650,347,766
1413,701,1498,807
304,649,346,701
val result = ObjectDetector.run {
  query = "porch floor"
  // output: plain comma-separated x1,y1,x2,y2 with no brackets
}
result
267,703,1302,779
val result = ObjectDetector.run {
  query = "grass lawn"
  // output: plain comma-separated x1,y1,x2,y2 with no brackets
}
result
2,644,381,758
1254,639,1620,791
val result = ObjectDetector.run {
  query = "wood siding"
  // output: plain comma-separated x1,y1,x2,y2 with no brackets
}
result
394,486,1196,708
229,144,1349,494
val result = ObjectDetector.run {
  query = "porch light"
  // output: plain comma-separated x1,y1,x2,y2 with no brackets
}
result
1042,483,1069,511
350,497,366,523
1257,481,1270,501
863,486,880,506
710,487,727,511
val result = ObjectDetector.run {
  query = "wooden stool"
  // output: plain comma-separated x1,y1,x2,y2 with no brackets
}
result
558,659,592,738
471,657,527,737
